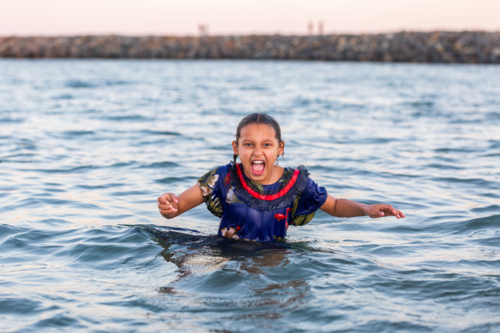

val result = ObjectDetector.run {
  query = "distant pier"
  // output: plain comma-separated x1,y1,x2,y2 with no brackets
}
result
1,31,499,63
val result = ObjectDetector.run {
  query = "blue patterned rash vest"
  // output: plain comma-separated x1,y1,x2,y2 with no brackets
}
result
198,162,328,242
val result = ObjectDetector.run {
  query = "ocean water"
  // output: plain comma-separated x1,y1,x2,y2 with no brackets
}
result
1,59,499,332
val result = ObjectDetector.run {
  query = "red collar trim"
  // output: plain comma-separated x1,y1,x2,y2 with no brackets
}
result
235,163,300,201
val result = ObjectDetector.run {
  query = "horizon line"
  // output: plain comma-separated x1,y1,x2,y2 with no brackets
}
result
2,28,500,38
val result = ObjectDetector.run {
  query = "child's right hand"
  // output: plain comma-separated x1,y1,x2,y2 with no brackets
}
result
157,193,179,218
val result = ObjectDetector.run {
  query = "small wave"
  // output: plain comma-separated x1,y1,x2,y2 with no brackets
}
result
51,93,74,100
332,137,400,145
63,130,94,136
104,115,149,121
64,79,132,88
0,297,49,315
107,162,136,168
37,161,136,173
138,130,181,136
451,214,500,235
486,112,500,121
0,152,36,163
107,190,150,196
75,183,123,190
424,163,463,170
105,80,132,86
155,176,196,184
470,205,500,214
402,101,435,108
65,80,97,88
239,86,267,91
0,117,23,123
430,176,495,188
434,147,477,153
488,140,500,149
38,165,98,174
470,234,500,247
139,161,179,169
0,224,25,242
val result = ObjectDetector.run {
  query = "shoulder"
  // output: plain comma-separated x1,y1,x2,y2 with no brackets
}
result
296,165,310,177
282,165,310,179
291,165,327,198
198,163,232,186
278,165,311,187
295,165,328,204
198,163,232,200
291,165,328,220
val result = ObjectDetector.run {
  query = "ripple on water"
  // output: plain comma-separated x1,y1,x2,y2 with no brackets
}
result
1,60,500,332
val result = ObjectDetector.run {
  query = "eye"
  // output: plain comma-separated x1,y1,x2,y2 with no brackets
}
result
244,143,252,147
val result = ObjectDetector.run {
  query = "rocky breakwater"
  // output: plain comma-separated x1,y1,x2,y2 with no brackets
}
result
1,31,500,63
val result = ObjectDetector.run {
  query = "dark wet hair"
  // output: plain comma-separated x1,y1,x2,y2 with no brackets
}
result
233,113,284,163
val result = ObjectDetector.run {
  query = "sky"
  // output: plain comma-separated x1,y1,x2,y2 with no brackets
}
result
1,0,499,36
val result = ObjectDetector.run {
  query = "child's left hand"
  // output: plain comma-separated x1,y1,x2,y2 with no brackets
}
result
363,204,405,219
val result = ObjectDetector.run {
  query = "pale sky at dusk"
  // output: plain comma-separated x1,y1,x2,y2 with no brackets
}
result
1,0,499,36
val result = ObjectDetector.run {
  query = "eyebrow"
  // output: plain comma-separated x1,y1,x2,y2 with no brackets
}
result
241,139,275,143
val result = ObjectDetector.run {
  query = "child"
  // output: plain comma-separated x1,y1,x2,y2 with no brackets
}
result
157,113,405,242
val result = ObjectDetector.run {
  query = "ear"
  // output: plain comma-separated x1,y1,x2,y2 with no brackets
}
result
278,141,285,156
232,140,238,155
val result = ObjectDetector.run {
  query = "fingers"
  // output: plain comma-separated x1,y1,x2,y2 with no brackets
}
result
383,205,399,219
158,201,177,210
370,204,405,219
157,193,179,216
387,205,399,218
158,193,178,205
227,227,236,238
158,203,177,214
159,206,177,215
159,207,177,217
380,205,405,219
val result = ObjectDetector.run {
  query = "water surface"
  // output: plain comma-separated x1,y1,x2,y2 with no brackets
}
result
1,60,500,332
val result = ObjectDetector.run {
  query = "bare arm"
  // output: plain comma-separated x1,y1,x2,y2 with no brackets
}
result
157,184,204,219
320,194,405,219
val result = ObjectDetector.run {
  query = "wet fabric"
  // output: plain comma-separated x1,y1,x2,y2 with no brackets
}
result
198,162,328,242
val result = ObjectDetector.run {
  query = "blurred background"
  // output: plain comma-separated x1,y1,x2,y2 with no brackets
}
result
1,0,500,36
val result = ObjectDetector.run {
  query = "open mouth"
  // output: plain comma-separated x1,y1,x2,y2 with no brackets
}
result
251,160,265,175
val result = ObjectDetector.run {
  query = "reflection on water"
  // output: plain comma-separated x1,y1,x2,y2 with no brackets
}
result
151,227,292,278
1,60,500,331
150,227,310,318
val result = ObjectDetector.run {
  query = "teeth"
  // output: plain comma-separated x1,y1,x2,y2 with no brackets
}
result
252,161,264,164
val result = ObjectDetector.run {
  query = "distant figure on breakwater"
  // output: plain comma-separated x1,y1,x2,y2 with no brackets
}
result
318,21,324,35
198,24,209,37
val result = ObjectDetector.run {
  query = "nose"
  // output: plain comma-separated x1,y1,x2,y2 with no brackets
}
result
253,146,263,155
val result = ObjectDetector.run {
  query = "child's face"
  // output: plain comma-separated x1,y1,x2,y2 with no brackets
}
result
232,123,284,184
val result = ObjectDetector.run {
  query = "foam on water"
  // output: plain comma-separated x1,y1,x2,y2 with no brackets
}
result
1,59,500,332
